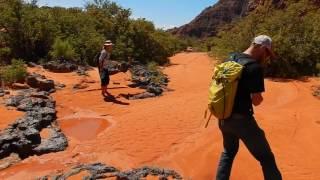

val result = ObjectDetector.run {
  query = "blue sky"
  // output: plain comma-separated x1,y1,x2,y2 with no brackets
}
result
37,0,218,29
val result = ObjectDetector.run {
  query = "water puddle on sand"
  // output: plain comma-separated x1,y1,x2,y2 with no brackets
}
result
59,118,110,141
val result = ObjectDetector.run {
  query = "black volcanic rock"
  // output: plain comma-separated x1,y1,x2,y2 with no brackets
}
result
38,163,182,180
126,63,168,99
43,61,78,73
26,73,55,92
33,127,68,155
106,61,130,75
0,89,67,160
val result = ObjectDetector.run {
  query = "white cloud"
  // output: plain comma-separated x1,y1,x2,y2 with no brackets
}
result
156,24,177,30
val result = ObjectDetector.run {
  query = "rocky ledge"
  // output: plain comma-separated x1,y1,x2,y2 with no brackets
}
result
26,73,56,92
125,64,169,100
0,88,67,160
107,61,130,75
43,60,78,73
38,163,183,180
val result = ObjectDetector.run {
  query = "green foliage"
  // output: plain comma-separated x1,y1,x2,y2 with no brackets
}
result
147,61,158,72
0,0,185,66
181,37,209,52
316,63,320,77
210,0,320,77
49,38,77,61
0,47,11,64
0,59,27,84
147,61,166,85
111,18,183,65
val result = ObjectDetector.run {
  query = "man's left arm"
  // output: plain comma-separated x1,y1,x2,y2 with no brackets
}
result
249,65,265,106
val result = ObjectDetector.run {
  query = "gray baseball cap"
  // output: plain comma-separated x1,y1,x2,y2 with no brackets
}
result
253,35,276,60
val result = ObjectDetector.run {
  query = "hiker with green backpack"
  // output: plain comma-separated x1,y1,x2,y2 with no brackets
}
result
208,35,282,180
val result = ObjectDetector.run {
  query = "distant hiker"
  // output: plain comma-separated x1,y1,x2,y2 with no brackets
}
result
215,35,282,180
98,40,113,97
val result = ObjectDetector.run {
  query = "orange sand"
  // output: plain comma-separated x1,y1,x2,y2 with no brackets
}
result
0,99,24,131
0,53,319,179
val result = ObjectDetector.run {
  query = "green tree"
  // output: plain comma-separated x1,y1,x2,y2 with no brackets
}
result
49,38,77,61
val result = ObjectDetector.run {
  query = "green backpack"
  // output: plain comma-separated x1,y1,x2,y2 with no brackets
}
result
204,53,254,127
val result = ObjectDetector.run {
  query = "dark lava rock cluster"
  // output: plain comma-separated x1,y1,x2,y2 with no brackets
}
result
126,64,169,100
0,89,67,159
38,163,183,180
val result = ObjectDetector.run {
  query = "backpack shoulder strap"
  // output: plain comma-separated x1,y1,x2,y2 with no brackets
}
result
236,58,256,66
96,52,102,71
228,52,256,66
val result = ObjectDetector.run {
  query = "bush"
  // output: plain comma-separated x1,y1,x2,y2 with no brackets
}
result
147,61,166,85
0,47,11,64
0,59,27,84
147,61,158,72
210,0,320,78
49,38,77,61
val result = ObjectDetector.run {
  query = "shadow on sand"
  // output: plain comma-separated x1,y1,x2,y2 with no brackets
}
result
84,87,128,92
268,76,311,83
164,63,181,67
104,94,130,105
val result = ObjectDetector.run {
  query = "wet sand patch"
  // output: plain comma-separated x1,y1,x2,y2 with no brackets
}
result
59,117,110,141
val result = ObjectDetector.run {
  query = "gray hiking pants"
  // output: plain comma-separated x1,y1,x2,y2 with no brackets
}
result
216,113,282,180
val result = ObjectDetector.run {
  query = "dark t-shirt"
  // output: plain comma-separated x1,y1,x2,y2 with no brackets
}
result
231,53,265,115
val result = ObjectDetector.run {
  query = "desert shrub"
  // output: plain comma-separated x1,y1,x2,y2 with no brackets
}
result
146,61,167,85
49,38,77,61
0,59,27,84
147,61,159,72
